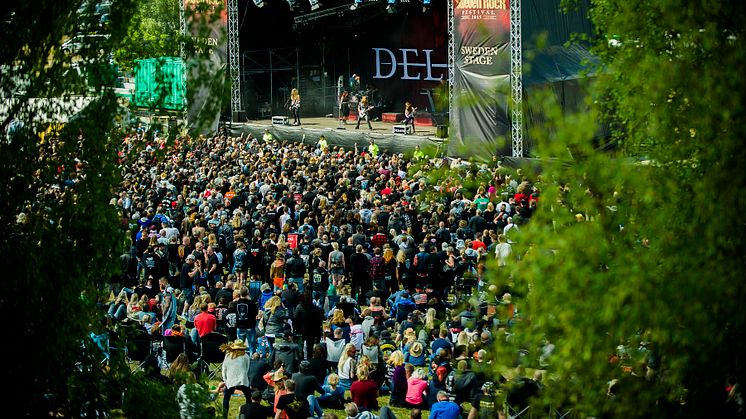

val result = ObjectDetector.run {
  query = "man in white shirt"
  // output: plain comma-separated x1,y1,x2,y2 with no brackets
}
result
503,217,518,243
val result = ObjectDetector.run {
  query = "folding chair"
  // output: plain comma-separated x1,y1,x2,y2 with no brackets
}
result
197,332,229,379
506,403,531,419
550,406,573,418
126,328,153,372
162,335,187,364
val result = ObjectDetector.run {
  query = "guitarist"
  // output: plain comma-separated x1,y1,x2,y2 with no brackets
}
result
404,101,417,133
289,88,301,126
355,95,374,130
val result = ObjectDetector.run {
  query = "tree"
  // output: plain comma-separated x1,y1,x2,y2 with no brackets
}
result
0,0,224,415
491,0,746,417
114,0,181,72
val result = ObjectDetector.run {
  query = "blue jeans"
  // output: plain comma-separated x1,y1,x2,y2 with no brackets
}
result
289,277,304,293
108,303,126,321
338,378,352,392
181,286,194,309
308,394,323,418
237,328,257,354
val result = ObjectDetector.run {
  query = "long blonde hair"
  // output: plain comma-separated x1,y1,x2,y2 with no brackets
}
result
424,308,437,332
291,88,300,101
338,343,357,372
387,350,404,366
264,296,282,314
383,248,394,264
331,309,346,325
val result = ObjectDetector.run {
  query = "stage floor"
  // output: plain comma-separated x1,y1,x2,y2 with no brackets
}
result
244,116,438,137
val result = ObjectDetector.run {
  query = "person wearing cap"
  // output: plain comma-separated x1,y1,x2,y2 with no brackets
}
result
468,382,498,419
263,367,288,416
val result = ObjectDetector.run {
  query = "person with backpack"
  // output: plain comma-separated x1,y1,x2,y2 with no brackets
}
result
412,244,430,289
228,286,259,354
233,241,248,286
293,289,324,360
285,248,307,292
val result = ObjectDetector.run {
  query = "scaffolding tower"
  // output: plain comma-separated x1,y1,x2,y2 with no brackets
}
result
228,0,242,120
510,0,523,157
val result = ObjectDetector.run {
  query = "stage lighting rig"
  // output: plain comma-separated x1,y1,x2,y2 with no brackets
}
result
286,0,302,11
386,0,397,13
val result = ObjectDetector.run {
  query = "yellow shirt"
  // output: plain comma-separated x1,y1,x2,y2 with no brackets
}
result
368,143,379,157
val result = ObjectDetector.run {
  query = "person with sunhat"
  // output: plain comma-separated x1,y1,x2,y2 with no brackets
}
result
220,339,251,417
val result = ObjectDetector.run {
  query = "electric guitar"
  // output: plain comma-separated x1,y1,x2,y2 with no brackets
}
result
405,107,417,119
358,105,374,118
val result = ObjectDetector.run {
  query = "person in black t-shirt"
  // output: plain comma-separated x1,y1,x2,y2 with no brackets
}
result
274,379,309,419
239,390,273,419
228,286,259,354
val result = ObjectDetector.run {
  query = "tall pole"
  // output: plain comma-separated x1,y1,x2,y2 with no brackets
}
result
228,0,242,121
180,0,188,122
447,0,455,134
510,0,523,157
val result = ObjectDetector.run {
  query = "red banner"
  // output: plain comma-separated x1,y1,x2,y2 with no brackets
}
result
287,234,298,249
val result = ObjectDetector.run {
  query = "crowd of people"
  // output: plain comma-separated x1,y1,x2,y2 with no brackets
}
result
109,127,544,418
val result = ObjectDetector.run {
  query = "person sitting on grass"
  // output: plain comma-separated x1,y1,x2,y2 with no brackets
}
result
239,390,274,419
275,379,310,419
428,390,460,419
387,350,407,406
350,364,379,412
343,402,379,419
404,368,429,409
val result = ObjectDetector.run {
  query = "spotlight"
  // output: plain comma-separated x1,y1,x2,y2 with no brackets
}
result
422,0,430,12
286,0,301,11
350,0,362,10
253,0,264,7
386,0,397,13
309,0,321,10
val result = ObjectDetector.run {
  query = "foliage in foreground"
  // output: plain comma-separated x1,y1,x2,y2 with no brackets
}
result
489,0,746,417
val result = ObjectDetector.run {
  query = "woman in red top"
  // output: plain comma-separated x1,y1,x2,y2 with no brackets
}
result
350,364,379,412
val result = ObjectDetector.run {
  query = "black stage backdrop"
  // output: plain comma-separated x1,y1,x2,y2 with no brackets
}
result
239,1,449,120
238,0,600,157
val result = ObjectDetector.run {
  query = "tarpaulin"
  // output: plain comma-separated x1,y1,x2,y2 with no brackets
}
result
448,0,512,160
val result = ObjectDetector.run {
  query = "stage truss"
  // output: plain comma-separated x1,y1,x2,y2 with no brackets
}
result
179,0,188,119
447,0,524,158
228,0,243,118
447,0,454,134
510,0,523,157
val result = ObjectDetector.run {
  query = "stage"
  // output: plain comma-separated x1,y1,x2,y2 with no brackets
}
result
232,116,447,155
